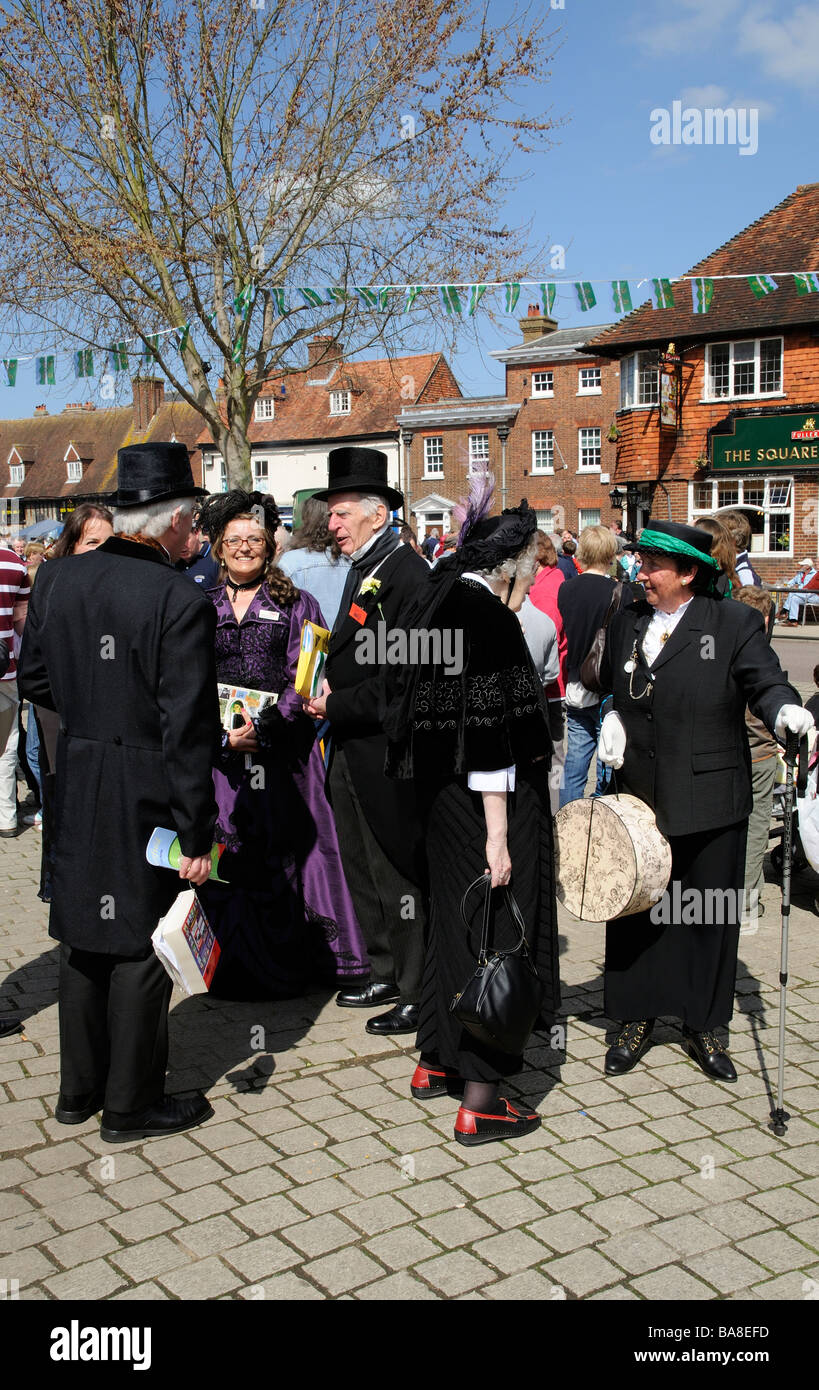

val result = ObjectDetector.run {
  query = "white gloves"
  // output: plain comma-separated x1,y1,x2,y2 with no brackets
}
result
598,710,627,769
775,705,815,740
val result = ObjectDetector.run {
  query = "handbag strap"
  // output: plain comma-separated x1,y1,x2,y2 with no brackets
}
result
601,581,624,632
459,872,528,964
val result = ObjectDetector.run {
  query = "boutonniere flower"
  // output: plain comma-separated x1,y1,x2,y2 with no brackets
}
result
359,577,382,598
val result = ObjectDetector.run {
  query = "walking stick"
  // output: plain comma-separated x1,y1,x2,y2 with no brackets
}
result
770,730,808,1137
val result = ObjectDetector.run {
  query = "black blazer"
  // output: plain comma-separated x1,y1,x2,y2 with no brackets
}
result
325,542,430,881
18,538,221,954
600,595,799,838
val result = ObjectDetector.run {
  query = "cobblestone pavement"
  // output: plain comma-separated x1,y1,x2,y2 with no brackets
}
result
1,805,817,1304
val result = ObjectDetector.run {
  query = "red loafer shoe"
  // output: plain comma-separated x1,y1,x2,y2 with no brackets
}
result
454,1098,541,1146
410,1063,462,1099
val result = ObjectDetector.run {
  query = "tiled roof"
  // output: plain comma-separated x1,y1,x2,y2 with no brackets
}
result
196,352,458,448
588,184,819,353
0,395,204,501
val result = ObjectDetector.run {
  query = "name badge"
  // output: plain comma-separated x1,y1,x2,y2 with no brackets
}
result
258,609,280,621
349,603,368,625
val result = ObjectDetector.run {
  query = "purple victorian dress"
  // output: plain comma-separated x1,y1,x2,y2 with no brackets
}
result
198,579,368,997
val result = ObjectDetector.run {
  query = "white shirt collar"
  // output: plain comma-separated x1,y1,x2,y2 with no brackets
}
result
461,571,495,594
351,520,392,564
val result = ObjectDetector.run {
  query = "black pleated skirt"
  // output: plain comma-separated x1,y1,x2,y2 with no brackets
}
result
604,819,747,1031
416,764,560,1080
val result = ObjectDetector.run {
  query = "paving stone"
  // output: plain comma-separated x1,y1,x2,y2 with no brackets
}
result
302,1247,383,1295
364,1125,440,1156
159,1256,243,1298
501,1151,571,1182
625,1152,697,1182
790,1216,819,1250
173,1214,249,1257
355,1271,440,1300
474,1190,546,1230
0,1192,36,1221
415,1249,497,1296
581,1194,657,1234
0,1212,58,1251
631,1089,691,1118
419,1207,496,1249
393,1178,464,1216
165,1184,238,1222
781,1144,819,1176
540,1248,624,1297
111,1281,168,1300
472,1229,549,1274
365,1226,440,1269
483,1268,567,1300
579,1164,648,1197
160,1155,233,1191
232,1194,309,1235
450,1166,520,1200
106,1202,182,1241
701,1200,777,1241
717,1127,782,1157
0,1159,34,1189
337,1161,406,1198
526,1175,597,1211
687,1247,771,1293
44,1258,126,1300
47,1192,120,1232
236,1273,324,1300
593,1124,663,1157
282,1213,359,1258
635,1182,708,1219
596,1228,677,1276
728,1154,805,1188
214,1140,283,1173
110,1234,192,1282
222,1168,292,1203
276,1151,346,1185
747,1187,819,1223
736,1229,819,1273
137,1134,203,1167
19,1171,91,1207
681,1171,757,1205
751,1271,819,1300
99,1173,179,1209
0,1244,58,1286
25,1141,90,1174
317,1112,381,1141
267,1124,328,1156
287,1176,357,1214
340,1194,415,1235
528,1210,605,1254
650,1214,730,1256
630,1266,716,1300
44,1220,122,1267
551,1137,619,1170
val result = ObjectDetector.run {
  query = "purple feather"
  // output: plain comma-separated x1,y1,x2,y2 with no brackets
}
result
453,470,494,547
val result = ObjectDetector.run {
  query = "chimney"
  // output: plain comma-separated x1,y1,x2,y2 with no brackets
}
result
64,402,83,413
307,335,342,372
519,305,558,344
132,375,165,431
83,401,96,411
34,404,48,415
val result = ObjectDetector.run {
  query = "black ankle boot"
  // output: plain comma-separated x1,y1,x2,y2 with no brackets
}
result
604,1018,655,1075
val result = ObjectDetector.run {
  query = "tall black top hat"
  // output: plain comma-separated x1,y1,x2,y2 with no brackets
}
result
313,446,403,512
114,442,206,509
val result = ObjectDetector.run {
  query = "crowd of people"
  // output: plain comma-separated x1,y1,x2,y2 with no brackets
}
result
0,445,812,1146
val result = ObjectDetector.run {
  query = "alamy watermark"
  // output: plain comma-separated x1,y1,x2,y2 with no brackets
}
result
650,883,759,928
354,622,464,676
650,101,758,157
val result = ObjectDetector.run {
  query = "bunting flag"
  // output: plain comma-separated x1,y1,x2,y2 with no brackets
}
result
326,288,348,304
467,284,488,315
36,355,56,385
3,359,17,387
504,282,521,314
651,278,675,309
691,278,714,314
233,284,253,319
177,322,191,352
231,341,243,363
74,348,94,378
403,285,423,311
611,280,632,314
109,342,128,371
747,274,778,299
439,285,463,315
794,272,819,296
270,287,287,315
298,287,325,308
354,286,389,311
575,281,596,312
540,282,557,315
142,336,159,366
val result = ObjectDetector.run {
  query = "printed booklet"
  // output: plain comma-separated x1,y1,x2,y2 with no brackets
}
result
151,888,220,995
218,684,278,731
294,620,330,699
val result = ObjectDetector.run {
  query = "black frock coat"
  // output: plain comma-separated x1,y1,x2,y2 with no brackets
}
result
325,540,430,882
17,538,221,956
599,594,799,1028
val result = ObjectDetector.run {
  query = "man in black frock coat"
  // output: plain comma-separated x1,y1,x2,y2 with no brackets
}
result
18,444,221,1141
307,449,429,1033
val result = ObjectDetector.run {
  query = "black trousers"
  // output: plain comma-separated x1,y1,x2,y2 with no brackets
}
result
328,748,425,1003
58,943,173,1116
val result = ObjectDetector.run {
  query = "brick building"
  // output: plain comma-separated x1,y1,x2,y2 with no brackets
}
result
588,183,819,584
397,309,619,539
0,377,203,530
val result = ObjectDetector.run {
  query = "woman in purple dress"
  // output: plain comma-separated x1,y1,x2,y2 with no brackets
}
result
195,491,368,998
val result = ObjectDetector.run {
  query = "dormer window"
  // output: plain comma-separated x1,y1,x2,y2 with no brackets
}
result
9,463,24,485
329,390,351,415
65,444,83,482
254,397,275,422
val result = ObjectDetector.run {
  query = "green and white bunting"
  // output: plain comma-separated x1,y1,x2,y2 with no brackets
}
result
575,282,597,312
504,282,521,314
233,284,253,319
74,348,94,378
468,284,488,316
177,323,191,353
691,278,714,314
109,343,128,371
404,285,423,311
794,273,819,296
540,282,557,315
651,278,675,309
142,336,159,366
3,359,17,387
36,355,56,385
439,285,463,315
611,280,632,314
270,287,287,315
747,274,778,299
355,286,389,311
231,341,243,363
298,287,325,309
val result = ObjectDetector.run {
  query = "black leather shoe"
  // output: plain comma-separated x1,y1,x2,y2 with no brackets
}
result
336,981,400,1009
604,1019,655,1075
682,1027,737,1082
365,1003,420,1035
55,1091,105,1124
0,826,18,839
0,1017,23,1038
100,1092,213,1143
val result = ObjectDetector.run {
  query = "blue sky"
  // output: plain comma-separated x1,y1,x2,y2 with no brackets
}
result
3,0,817,417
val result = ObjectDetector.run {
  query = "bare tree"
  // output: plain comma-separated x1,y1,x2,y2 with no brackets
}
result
0,0,559,486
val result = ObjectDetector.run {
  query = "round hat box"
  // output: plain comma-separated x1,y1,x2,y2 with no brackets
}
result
554,794,671,922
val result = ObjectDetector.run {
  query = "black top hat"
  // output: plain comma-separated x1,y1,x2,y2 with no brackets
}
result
313,447,403,512
114,442,206,509
637,518,716,564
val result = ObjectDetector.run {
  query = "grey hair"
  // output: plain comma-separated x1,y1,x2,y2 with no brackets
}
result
475,533,539,585
357,494,390,518
114,496,197,538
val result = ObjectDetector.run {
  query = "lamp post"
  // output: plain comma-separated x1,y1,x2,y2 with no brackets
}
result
608,485,624,512
401,430,413,519
497,423,510,510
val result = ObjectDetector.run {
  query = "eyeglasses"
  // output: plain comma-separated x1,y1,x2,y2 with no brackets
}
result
223,537,266,551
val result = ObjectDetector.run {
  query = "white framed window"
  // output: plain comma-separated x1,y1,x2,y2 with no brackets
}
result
535,509,556,533
690,476,793,556
329,389,351,415
578,366,601,394
468,433,489,474
423,436,444,477
254,397,275,422
578,427,601,471
531,371,553,397
253,458,270,490
66,459,82,482
578,508,601,529
704,338,783,401
9,464,24,485
531,430,554,474
620,351,660,408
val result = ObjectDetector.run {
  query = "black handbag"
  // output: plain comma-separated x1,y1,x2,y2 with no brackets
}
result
449,872,543,1055
579,581,623,695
